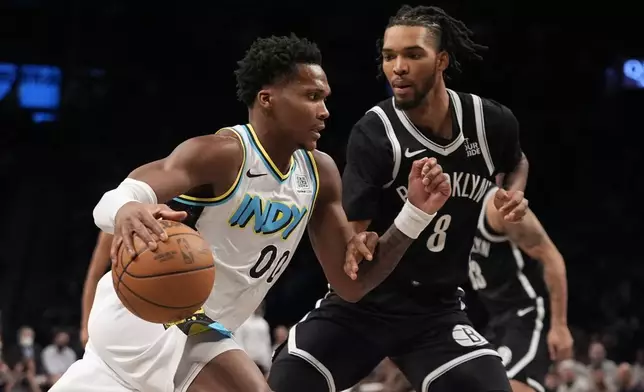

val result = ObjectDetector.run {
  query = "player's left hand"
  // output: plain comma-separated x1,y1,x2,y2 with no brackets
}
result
344,231,379,280
547,324,574,361
493,189,528,223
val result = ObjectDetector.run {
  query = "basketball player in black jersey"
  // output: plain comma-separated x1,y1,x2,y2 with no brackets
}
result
469,185,573,392
269,6,530,392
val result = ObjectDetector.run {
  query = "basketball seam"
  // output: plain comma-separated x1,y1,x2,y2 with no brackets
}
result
116,245,142,319
119,278,209,310
124,264,214,279
115,230,211,314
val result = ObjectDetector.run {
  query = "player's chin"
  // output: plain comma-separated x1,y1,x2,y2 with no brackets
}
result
393,97,417,111
301,134,320,151
301,140,317,151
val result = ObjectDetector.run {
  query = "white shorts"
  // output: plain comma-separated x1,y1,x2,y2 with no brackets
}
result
51,274,241,392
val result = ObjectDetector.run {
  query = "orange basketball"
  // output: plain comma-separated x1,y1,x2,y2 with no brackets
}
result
112,220,215,324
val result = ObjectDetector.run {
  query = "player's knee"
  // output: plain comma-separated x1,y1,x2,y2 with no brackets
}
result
268,353,330,392
432,355,511,392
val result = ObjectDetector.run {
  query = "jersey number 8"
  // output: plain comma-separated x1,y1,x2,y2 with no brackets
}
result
426,214,452,252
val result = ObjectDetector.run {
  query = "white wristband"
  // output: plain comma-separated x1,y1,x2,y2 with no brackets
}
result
394,200,436,239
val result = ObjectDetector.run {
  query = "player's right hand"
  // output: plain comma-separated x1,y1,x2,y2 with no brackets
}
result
407,158,451,215
111,202,187,262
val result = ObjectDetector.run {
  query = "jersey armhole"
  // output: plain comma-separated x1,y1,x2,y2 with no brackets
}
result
365,106,401,188
173,127,247,207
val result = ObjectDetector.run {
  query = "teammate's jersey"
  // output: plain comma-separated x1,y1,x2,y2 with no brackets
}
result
171,124,319,331
342,90,522,304
469,187,548,316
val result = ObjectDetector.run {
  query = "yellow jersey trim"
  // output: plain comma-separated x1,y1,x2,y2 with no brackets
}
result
175,127,246,204
246,123,294,182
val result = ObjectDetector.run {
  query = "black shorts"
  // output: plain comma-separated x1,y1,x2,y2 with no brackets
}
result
268,291,510,392
485,298,550,392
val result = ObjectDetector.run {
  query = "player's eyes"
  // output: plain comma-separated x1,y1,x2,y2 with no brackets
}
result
382,54,395,61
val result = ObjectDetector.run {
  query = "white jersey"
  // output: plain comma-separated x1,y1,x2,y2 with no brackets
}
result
173,124,319,331
54,124,320,392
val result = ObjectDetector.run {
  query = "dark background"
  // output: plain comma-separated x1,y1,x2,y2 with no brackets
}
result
0,0,642,363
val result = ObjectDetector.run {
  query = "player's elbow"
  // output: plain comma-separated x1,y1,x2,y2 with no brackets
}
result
93,192,116,234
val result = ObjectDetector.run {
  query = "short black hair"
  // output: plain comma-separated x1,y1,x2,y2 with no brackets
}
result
379,5,487,76
235,34,322,107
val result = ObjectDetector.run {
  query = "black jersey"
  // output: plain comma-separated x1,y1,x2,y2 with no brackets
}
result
342,90,522,304
469,187,548,316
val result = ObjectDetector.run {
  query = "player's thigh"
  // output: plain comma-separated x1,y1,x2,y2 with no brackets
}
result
268,317,385,392
88,275,183,392
175,329,268,392
49,351,135,392
497,321,549,392
183,350,270,392
392,321,509,392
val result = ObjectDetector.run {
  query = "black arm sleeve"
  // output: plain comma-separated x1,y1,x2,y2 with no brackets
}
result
484,100,523,175
341,115,394,221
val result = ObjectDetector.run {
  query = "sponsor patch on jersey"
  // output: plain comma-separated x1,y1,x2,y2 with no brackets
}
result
295,174,312,193
451,324,488,347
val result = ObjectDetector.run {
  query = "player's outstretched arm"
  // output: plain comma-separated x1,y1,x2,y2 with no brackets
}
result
80,231,113,346
307,151,451,303
486,198,573,361
93,130,243,259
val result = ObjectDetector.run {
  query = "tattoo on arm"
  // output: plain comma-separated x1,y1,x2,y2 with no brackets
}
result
506,221,546,250
354,225,414,293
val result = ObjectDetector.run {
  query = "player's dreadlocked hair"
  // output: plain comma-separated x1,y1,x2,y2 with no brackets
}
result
235,34,322,107
378,5,487,76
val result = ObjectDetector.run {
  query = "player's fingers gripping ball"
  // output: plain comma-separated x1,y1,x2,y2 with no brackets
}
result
112,220,216,324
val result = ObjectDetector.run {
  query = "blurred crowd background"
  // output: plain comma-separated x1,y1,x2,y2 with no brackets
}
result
0,0,642,391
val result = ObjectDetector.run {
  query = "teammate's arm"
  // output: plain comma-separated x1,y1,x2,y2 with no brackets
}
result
308,151,449,303
490,104,529,193
93,130,243,258
80,231,112,346
485,199,573,360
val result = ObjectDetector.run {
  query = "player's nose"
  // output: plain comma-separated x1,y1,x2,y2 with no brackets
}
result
317,102,330,120
393,58,409,75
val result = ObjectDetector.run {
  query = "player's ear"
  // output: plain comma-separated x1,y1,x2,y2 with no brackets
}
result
437,51,449,73
257,89,272,109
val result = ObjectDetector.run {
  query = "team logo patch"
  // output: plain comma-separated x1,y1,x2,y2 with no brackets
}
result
451,324,488,347
497,345,513,366
295,174,312,193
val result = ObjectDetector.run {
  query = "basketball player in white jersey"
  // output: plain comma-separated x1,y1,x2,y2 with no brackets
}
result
51,35,452,392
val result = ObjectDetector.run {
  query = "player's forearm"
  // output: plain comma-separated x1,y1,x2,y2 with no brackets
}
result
81,276,101,330
355,225,414,294
541,248,568,326
503,153,529,193
355,201,435,295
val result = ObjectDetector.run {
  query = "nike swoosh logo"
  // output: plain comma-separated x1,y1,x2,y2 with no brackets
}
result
516,306,535,317
404,148,427,158
246,170,267,178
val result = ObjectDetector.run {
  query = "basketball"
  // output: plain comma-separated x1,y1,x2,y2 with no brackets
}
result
112,220,215,324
